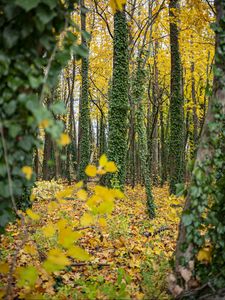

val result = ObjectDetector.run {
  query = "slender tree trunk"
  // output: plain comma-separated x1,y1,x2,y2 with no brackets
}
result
77,0,90,181
133,60,155,217
168,0,184,194
174,1,225,289
107,6,129,188
42,133,53,180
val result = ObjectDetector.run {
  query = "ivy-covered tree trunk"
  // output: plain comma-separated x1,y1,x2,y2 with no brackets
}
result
133,61,155,218
107,8,129,188
99,113,107,157
168,0,184,194
160,108,167,186
0,0,84,230
77,0,90,181
173,2,225,296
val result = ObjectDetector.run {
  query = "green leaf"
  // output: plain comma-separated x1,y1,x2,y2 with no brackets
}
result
28,75,43,89
18,136,33,151
9,124,21,138
182,212,193,226
50,102,66,114
3,26,19,49
4,101,17,116
42,0,57,9
81,30,91,41
15,0,40,11
36,7,56,24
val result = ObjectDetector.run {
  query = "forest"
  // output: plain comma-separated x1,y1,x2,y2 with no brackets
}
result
0,0,225,299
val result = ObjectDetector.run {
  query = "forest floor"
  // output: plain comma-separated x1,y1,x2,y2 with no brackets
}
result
0,183,183,300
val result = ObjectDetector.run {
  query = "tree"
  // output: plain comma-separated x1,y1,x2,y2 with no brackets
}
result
0,0,86,230
77,0,91,181
107,4,129,188
168,0,184,194
173,1,225,297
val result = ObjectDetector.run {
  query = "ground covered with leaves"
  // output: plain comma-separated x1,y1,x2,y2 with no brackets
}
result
0,182,183,299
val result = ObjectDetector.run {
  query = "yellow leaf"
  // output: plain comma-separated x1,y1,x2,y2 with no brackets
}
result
85,165,97,177
197,247,212,262
47,248,70,266
96,168,107,175
99,217,107,227
105,161,117,173
109,0,126,13
42,224,56,238
0,263,9,274
67,246,91,261
77,189,88,200
55,188,73,200
58,133,71,146
21,166,33,180
30,193,35,202
75,181,83,188
80,213,94,226
48,201,59,212
39,119,49,129
57,219,68,230
26,208,40,221
0,289,5,299
99,154,107,167
58,228,82,249
111,188,125,199
97,199,114,214
23,245,37,255
16,266,38,287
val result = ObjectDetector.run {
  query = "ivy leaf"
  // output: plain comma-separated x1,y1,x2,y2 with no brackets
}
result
182,212,193,226
15,0,41,11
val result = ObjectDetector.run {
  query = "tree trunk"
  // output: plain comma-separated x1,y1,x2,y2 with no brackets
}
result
77,0,90,181
168,0,184,194
174,1,225,290
107,6,129,189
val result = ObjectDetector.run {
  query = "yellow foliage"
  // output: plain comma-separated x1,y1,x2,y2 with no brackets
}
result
197,247,212,263
99,154,107,167
85,165,97,177
105,161,117,173
42,224,56,238
21,166,33,180
75,181,83,188
58,227,82,249
39,119,50,129
45,248,70,269
26,208,40,221
0,263,9,274
57,133,71,146
23,245,37,255
67,246,91,261
77,189,88,200
80,213,94,226
109,0,126,13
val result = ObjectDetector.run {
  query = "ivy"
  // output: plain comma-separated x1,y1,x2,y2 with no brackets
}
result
107,9,129,189
0,0,87,230
176,2,225,292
